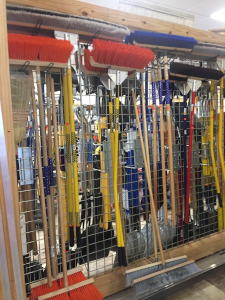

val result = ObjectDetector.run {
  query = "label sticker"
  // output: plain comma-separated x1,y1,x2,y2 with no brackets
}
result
73,145,76,151
36,74,40,83
51,246,55,257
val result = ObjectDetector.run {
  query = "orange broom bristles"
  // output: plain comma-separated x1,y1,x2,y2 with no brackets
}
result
29,280,59,300
91,39,155,69
58,270,103,300
8,33,73,63
84,48,107,73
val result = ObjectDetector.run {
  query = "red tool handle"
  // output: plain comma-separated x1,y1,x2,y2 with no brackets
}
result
185,90,196,224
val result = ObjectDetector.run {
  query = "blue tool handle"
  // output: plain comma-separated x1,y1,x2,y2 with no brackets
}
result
87,140,92,163
165,80,170,104
44,165,50,196
159,80,163,105
49,158,54,187
152,81,156,105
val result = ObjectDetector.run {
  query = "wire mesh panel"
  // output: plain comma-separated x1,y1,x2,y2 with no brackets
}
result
12,50,225,294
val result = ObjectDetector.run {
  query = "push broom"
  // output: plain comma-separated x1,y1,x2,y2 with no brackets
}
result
126,31,199,226
62,70,74,248
151,66,158,214
127,90,201,297
84,38,154,266
46,73,57,258
67,58,81,247
9,33,101,299
157,54,167,224
29,77,103,300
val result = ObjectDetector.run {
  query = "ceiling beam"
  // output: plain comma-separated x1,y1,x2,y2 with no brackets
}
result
7,0,225,46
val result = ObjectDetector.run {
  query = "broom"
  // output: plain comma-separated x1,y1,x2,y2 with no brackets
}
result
51,78,103,300
63,70,75,248
125,31,199,226
67,63,81,247
30,74,58,296
157,54,167,224
46,73,57,261
84,38,154,266
128,91,201,296
210,81,223,208
151,66,158,214
218,73,225,227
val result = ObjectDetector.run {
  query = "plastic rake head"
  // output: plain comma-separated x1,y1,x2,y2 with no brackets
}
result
29,280,59,300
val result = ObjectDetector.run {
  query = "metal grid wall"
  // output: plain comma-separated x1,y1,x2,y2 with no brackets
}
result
14,52,225,294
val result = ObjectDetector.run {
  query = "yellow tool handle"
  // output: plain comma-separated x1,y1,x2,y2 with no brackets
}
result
67,68,80,222
114,96,124,247
210,108,221,194
63,74,73,228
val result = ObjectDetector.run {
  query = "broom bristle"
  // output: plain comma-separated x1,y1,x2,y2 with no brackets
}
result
29,280,59,300
8,33,73,63
69,283,103,300
92,39,154,69
84,39,154,71
58,270,103,300
84,48,107,73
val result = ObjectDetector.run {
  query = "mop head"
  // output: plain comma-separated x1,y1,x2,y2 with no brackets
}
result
7,5,130,40
124,256,187,287
84,39,155,72
132,261,201,297
125,31,197,50
8,33,73,63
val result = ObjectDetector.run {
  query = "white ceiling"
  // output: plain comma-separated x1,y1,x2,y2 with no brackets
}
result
150,0,225,30
81,0,225,30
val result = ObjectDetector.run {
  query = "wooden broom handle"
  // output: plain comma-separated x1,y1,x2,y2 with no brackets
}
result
36,66,57,278
133,90,165,265
31,73,52,287
46,73,57,272
151,70,158,214
51,78,68,287
141,86,158,261
164,54,176,226
158,56,168,224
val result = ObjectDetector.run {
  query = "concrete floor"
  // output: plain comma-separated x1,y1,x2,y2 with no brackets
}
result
105,251,225,300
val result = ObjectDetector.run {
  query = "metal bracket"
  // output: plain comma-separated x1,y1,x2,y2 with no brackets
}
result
134,139,144,168
192,142,200,168
18,147,34,185
100,74,116,90
108,69,128,85
172,144,181,171
103,140,112,173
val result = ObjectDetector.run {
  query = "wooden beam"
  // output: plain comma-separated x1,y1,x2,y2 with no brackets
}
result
0,0,26,299
94,231,225,297
7,0,225,46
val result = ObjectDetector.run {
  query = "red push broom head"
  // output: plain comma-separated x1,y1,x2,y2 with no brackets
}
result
29,280,59,300
8,33,73,63
94,39,154,68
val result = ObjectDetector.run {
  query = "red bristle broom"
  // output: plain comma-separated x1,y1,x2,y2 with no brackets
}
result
29,77,103,300
90,39,154,71
8,33,73,63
